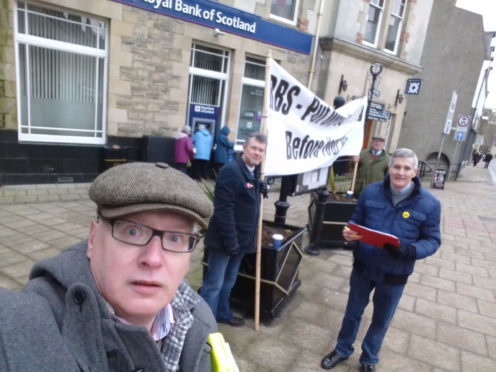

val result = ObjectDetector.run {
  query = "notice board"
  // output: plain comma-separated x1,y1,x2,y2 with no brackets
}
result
431,169,446,190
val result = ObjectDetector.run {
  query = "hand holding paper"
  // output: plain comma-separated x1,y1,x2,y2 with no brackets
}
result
347,223,400,249
343,226,362,241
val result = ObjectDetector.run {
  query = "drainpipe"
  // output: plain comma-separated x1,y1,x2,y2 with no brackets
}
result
307,0,325,88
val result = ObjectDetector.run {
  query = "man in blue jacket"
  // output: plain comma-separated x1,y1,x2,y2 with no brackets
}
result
200,132,267,326
213,126,234,174
321,148,441,372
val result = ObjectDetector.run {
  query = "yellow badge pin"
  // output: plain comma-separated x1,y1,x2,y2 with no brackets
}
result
402,211,410,219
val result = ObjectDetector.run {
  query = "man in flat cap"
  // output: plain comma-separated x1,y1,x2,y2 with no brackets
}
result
0,162,217,372
353,136,390,197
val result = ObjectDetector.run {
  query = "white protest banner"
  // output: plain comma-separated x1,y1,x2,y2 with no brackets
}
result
265,58,366,176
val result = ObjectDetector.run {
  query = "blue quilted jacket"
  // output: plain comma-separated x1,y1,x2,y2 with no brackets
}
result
351,176,441,277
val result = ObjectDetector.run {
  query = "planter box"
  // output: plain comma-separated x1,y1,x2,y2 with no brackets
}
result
203,221,306,321
308,191,357,249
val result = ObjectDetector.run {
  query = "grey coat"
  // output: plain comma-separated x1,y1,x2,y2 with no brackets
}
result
0,241,217,372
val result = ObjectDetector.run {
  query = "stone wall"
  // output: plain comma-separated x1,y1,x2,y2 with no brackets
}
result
0,0,16,130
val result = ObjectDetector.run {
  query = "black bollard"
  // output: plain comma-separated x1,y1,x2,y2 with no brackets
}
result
304,188,329,256
274,175,297,227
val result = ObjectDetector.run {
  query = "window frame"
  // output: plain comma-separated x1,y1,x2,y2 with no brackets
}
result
270,0,300,26
187,43,231,134
363,0,385,48
14,1,108,145
384,0,407,54
234,57,265,149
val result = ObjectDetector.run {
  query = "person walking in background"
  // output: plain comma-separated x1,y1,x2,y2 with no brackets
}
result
213,126,234,175
353,137,390,197
174,126,194,174
192,124,213,181
472,151,482,166
483,153,493,168
200,133,268,327
320,148,441,372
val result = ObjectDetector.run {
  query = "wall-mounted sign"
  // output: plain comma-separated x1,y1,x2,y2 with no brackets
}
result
405,79,422,95
112,0,313,54
368,102,391,122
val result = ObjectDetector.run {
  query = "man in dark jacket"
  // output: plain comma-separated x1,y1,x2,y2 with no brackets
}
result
200,132,267,327
0,162,218,372
321,148,441,372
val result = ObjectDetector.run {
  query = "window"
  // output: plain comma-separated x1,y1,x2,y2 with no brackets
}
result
364,0,385,47
189,44,229,107
235,57,265,146
15,2,108,144
384,0,406,53
187,44,230,134
270,0,299,25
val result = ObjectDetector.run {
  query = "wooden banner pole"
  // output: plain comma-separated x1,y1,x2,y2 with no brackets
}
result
254,49,272,331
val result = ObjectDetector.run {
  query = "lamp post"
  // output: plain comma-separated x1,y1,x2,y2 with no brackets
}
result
455,65,493,180
365,63,383,122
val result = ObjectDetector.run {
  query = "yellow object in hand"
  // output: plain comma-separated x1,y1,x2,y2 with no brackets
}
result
208,332,239,372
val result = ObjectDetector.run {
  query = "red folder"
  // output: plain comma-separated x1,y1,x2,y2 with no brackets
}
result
348,223,400,249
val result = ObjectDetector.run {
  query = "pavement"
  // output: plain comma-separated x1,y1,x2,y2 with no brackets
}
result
1,163,496,371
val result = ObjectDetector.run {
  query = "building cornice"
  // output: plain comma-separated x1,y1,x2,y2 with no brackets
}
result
319,37,422,75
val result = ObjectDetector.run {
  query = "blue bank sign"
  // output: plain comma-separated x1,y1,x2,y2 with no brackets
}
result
112,0,313,55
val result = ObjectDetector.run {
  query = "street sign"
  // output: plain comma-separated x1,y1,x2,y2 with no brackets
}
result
370,102,384,110
456,114,471,132
454,131,465,141
443,91,457,134
368,103,391,122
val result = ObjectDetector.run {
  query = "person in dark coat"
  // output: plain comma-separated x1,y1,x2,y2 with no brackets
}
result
483,153,493,168
213,126,234,174
473,151,482,166
320,148,441,372
200,133,267,327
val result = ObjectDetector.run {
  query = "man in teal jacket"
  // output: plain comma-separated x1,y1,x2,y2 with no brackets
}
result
0,162,217,372
321,148,441,372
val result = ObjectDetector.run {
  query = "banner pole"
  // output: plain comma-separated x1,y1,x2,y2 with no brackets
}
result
254,49,272,331
350,161,359,194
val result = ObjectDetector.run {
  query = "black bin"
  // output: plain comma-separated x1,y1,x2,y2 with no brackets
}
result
203,221,306,322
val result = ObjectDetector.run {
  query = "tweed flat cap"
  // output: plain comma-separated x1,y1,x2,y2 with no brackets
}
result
372,136,385,142
89,162,213,229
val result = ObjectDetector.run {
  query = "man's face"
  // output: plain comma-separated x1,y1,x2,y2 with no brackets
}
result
388,157,417,191
87,210,194,327
242,138,266,167
371,139,385,152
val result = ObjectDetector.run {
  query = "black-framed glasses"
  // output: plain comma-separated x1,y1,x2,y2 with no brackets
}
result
100,218,201,253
